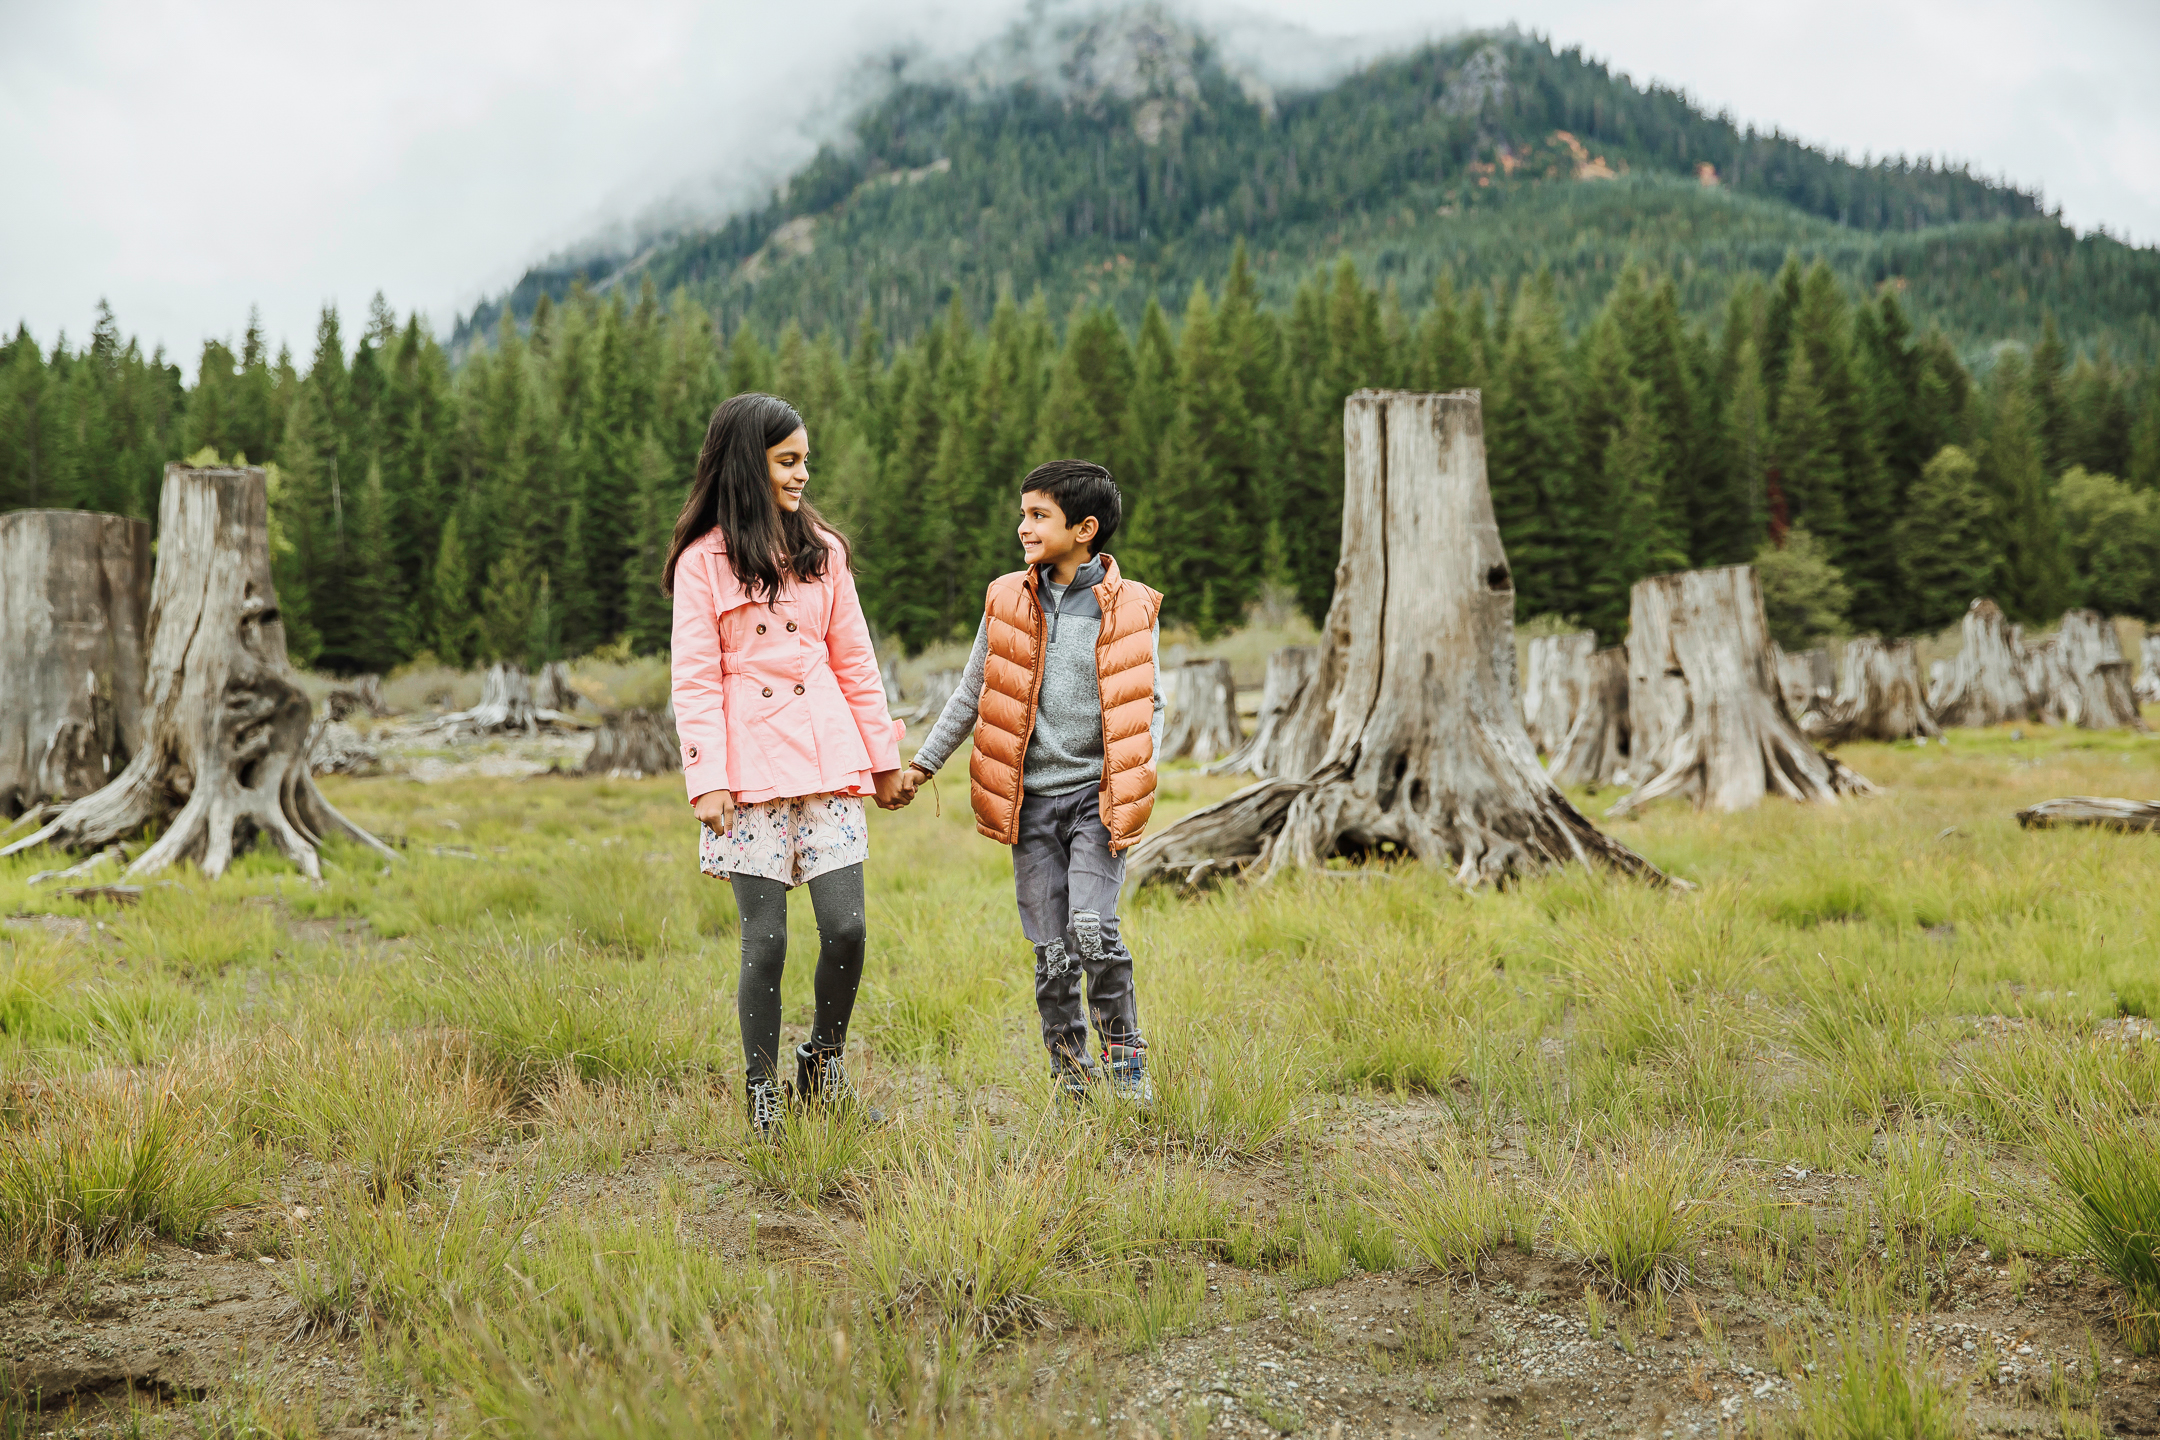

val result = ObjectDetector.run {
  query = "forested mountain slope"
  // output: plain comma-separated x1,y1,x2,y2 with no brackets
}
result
457,14,2160,361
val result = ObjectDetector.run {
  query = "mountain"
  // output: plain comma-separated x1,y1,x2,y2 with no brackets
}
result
454,9,2160,362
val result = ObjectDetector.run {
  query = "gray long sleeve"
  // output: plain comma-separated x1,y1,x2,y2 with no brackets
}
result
908,619,990,776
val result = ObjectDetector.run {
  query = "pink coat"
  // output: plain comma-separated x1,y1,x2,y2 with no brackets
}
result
670,529,903,805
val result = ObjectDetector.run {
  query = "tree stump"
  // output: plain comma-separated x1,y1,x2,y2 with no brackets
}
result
0,466,396,879
2139,634,2160,706
1774,646,1833,730
1608,566,1874,816
307,718,381,776
2015,797,2160,833
1207,646,1316,778
1158,658,1243,765
423,663,580,737
1522,631,1596,756
582,706,682,778
2048,610,2150,732
1928,599,2033,728
533,661,582,715
1139,390,1665,888
324,674,389,720
904,668,963,728
1814,637,1941,745
0,510,152,819
1125,778,1309,888
1549,645,1630,789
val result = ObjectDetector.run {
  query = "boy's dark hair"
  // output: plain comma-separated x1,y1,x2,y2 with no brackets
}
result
1021,460,1121,553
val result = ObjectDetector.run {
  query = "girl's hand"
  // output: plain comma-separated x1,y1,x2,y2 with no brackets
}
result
692,789,736,834
871,769,909,810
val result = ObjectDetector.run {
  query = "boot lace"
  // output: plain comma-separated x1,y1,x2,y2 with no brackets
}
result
815,1051,857,1105
748,1078,782,1134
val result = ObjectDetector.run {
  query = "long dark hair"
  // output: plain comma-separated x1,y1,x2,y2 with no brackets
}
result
661,392,846,603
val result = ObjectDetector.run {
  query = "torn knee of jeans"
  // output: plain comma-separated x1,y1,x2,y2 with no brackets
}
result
1037,939,1073,980
1070,910,1103,964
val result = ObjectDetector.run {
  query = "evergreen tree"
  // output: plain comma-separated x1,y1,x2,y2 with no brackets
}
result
1981,358,2078,623
1771,345,1846,560
1717,336,1770,560
1580,385,1686,643
1483,275,1579,619
1148,280,1262,635
1035,305,1135,472
431,513,479,666
622,431,677,653
1753,526,1852,650
345,459,404,674
1410,274,1476,392
1893,445,1998,631
480,544,538,664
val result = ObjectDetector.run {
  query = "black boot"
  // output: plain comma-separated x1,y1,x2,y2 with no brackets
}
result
795,1042,884,1121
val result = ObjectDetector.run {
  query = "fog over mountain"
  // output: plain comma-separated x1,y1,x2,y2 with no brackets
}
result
2,0,2154,369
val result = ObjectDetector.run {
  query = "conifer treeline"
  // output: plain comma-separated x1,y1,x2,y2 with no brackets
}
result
4,249,2158,673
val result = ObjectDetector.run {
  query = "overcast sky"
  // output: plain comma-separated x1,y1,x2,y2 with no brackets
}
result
3,0,2154,373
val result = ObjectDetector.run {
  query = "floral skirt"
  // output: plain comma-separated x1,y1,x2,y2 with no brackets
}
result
699,791,868,887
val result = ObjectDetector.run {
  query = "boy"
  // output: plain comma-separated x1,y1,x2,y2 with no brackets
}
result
898,460,1165,1100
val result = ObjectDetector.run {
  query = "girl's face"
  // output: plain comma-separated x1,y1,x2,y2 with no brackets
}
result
767,426,810,512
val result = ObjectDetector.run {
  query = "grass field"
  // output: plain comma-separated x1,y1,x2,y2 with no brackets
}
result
2,717,2158,1437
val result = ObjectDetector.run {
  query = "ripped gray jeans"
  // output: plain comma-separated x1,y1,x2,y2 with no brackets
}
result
1012,785,1144,1063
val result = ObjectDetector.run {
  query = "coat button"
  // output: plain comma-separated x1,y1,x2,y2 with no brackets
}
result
786,622,797,632
762,687,773,697
756,623,766,634
793,684,805,695
686,745,698,760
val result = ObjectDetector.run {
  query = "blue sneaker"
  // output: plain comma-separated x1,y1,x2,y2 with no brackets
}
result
1104,1043,1153,1104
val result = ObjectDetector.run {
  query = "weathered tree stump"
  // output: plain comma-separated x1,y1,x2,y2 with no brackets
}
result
582,706,682,778
1929,599,2033,728
423,663,580,737
2021,630,2083,727
1207,646,1316,778
1139,390,1665,889
2047,610,2150,732
2015,797,2160,833
1774,646,1834,730
533,661,582,715
1814,637,1941,745
0,510,152,819
1158,658,1243,765
0,466,396,879
2138,635,2160,706
1522,631,1597,756
1549,645,1630,789
1608,566,1874,816
324,674,389,720
905,668,962,728
307,718,381,776
880,657,902,713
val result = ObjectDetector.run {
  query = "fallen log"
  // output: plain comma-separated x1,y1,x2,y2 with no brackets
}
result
2014,798,2160,833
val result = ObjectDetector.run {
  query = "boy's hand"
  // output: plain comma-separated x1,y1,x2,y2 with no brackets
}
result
898,767,924,806
872,769,910,810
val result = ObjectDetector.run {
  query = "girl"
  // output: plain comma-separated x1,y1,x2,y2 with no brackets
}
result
666,392,906,1137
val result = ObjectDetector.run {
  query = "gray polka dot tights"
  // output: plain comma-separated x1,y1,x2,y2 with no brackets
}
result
728,863,866,1084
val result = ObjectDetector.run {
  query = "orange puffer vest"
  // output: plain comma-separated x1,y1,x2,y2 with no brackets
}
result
967,554,1162,851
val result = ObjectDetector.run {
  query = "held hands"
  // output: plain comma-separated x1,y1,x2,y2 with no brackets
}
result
872,768,919,811
691,789,735,835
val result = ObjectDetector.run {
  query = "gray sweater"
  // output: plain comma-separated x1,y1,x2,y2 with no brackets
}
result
910,556,1165,797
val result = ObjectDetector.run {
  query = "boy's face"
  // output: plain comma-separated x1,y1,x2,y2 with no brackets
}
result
1018,490,1098,567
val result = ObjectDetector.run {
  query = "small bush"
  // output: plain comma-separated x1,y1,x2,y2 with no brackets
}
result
2039,1108,2160,1350
1379,1142,1514,1275
1791,1316,1966,1439
0,1077,237,1269
1551,1141,1723,1294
